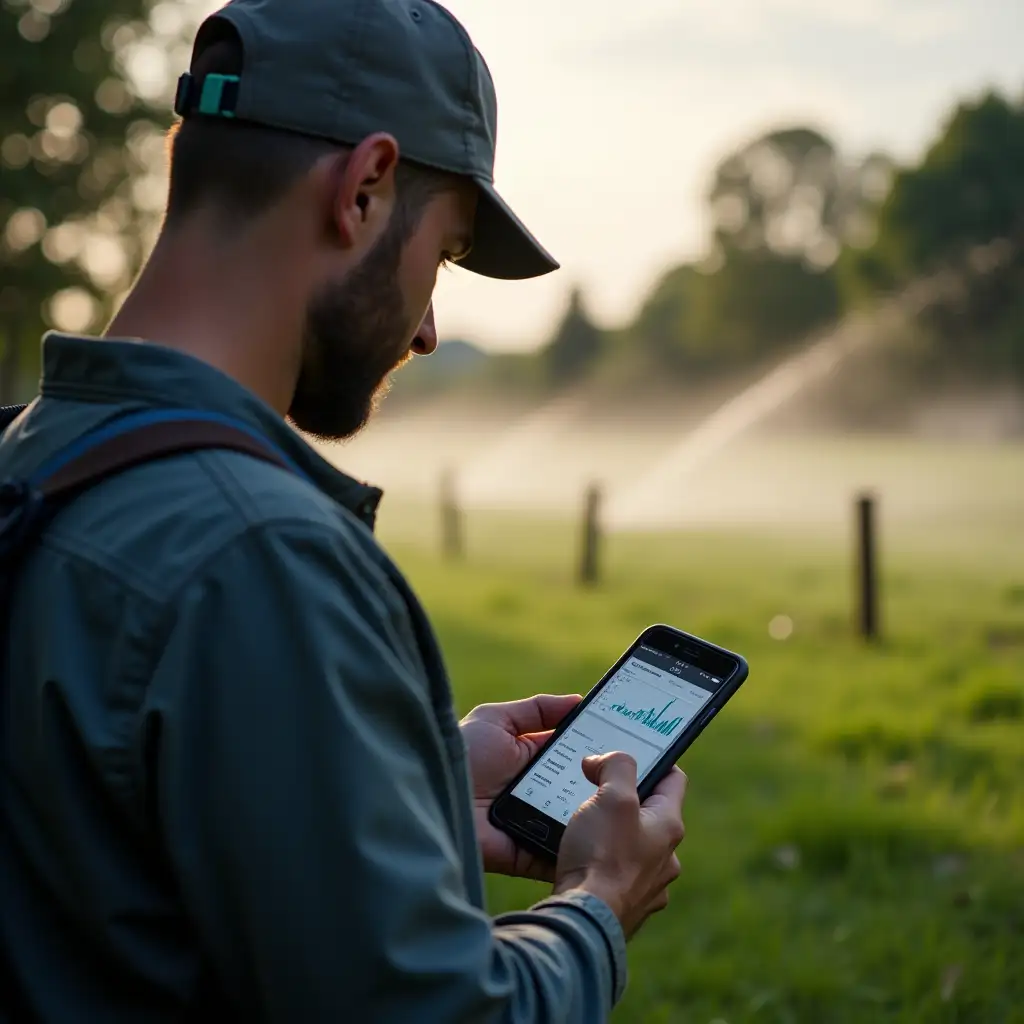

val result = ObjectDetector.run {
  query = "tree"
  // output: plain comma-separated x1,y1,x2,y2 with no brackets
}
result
709,126,893,270
542,287,604,386
629,250,841,377
0,0,191,402
626,126,891,376
627,264,702,373
846,90,1024,381
864,92,1024,282
688,248,840,367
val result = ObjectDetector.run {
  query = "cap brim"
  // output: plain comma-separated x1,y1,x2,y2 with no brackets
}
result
458,180,559,281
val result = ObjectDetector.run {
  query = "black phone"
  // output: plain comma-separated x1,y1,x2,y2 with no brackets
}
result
488,624,749,860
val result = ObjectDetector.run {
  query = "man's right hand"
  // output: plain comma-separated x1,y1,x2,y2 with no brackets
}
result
553,753,687,939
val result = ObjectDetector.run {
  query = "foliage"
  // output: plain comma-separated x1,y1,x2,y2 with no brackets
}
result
0,0,189,401
541,287,605,387
624,127,891,377
421,95,1024,406
709,127,891,268
844,91,1024,383
631,251,840,376
606,96,1024,392
857,93,1024,284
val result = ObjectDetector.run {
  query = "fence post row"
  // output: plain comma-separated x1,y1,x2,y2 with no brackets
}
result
436,476,879,629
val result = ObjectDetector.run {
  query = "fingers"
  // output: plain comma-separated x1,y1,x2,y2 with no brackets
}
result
582,751,639,799
529,862,558,884
516,851,558,884
665,853,681,884
476,694,582,736
518,729,556,760
650,857,681,897
650,864,678,911
644,858,681,919
643,766,688,818
640,768,687,851
626,887,672,940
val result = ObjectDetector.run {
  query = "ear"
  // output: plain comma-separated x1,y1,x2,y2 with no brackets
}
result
328,132,400,252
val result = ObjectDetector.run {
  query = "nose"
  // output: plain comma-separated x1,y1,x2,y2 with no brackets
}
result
412,302,438,356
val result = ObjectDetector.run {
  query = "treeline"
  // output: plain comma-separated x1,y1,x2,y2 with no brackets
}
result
541,91,1024,392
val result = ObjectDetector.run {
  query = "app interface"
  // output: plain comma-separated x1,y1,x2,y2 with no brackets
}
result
512,644,720,823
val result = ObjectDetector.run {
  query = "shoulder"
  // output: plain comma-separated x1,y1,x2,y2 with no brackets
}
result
44,444,389,604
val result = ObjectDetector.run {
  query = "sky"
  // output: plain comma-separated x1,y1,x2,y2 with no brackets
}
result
172,1,1022,352
419,0,1022,351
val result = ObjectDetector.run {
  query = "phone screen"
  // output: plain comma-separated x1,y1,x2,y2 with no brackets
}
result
510,643,723,824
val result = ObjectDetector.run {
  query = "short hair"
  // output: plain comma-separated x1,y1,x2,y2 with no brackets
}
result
164,23,453,234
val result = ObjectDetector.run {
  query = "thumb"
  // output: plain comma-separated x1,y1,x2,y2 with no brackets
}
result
582,751,638,795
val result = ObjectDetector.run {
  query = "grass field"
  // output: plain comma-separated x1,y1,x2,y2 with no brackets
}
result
377,504,1024,1023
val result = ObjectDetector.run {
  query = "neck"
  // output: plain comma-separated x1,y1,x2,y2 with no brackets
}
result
106,217,307,416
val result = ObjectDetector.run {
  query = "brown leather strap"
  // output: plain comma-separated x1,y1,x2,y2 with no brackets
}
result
39,420,292,500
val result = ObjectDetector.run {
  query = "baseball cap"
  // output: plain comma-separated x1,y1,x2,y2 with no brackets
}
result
173,0,559,281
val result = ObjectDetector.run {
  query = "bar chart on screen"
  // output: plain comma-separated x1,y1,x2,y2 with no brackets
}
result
608,697,685,736
513,654,715,820
591,659,711,746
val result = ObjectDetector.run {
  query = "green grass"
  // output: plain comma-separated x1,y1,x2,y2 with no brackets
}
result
379,507,1024,1023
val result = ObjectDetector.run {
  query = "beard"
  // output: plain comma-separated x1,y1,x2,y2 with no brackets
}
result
288,216,415,442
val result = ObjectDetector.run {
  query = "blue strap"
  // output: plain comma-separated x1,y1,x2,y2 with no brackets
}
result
28,409,310,488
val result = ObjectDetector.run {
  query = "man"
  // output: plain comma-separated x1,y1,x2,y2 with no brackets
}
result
0,1,687,1021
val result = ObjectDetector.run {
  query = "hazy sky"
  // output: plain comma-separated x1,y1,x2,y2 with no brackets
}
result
415,0,1021,351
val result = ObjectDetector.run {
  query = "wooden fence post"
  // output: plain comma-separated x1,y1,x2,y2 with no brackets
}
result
855,492,880,641
440,469,463,561
579,484,602,587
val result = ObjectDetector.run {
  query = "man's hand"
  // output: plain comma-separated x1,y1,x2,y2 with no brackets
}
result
461,694,582,882
555,753,687,939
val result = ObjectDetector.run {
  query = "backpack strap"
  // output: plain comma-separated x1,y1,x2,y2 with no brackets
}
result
31,411,298,499
0,408,306,572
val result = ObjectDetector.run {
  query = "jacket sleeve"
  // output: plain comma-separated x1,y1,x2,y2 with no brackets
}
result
141,519,627,1023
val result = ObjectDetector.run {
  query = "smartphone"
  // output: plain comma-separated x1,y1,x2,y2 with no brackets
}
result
489,624,748,860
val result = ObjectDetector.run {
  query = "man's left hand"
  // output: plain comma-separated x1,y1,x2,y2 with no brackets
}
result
461,694,582,883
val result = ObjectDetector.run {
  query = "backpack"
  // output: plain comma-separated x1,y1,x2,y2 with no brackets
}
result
0,402,301,1018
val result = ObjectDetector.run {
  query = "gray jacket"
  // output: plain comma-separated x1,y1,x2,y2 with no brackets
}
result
0,334,626,1023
